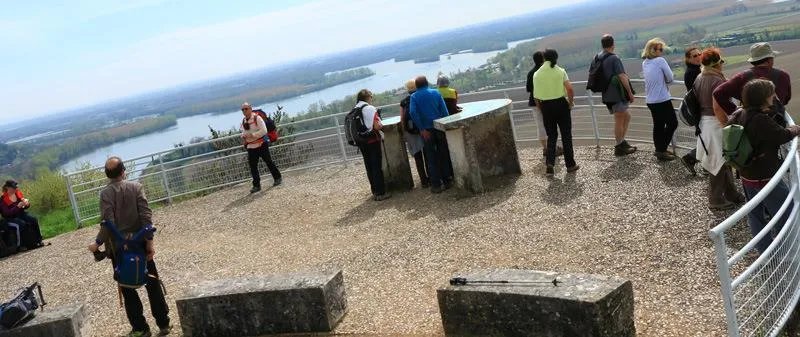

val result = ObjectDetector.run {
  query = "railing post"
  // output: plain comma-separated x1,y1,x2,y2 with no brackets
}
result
65,174,82,228
334,114,348,163
588,91,601,148
711,235,741,337
158,154,173,204
504,91,518,142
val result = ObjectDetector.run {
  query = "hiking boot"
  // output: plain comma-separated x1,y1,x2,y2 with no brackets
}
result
621,141,637,150
545,166,555,177
614,144,636,156
709,201,736,211
681,154,698,175
373,193,392,201
566,165,580,173
431,186,444,194
250,186,261,194
272,179,282,187
158,325,172,336
127,331,152,337
655,151,676,162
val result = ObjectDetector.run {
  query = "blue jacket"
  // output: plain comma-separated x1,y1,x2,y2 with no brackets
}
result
409,86,449,130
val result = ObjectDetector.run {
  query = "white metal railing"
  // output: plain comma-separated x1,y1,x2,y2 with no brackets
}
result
709,111,800,337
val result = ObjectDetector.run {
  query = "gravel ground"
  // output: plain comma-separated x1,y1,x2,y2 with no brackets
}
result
0,146,751,337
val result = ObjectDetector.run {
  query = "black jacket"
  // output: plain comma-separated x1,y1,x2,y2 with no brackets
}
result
684,63,701,91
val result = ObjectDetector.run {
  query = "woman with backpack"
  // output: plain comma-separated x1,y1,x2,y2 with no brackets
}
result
241,102,282,193
642,38,678,161
533,49,578,177
354,89,391,201
694,48,745,210
0,180,44,251
729,79,800,253
400,80,429,188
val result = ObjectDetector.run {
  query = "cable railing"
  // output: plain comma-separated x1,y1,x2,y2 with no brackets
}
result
63,78,799,335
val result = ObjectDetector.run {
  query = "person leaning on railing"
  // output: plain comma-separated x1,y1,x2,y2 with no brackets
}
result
693,48,745,211
680,47,703,173
728,79,800,254
642,38,678,162
400,79,430,189
533,49,579,177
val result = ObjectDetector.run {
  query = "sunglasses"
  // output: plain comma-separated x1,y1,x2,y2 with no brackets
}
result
691,53,702,58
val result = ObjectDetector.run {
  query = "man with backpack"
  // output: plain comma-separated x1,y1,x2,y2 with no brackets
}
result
713,42,791,117
588,34,637,156
87,157,171,337
409,76,453,193
241,102,282,193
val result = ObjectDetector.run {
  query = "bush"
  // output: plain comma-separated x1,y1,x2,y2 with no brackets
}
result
23,169,70,214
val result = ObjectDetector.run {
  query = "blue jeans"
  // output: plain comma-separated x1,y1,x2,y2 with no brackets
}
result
743,181,792,254
422,129,453,188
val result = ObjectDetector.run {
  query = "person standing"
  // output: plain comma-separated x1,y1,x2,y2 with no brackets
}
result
728,80,800,253
241,102,282,193
354,89,392,201
693,48,745,210
409,76,453,193
714,42,791,116
642,38,678,161
596,34,637,156
527,51,562,157
533,49,579,176
400,80,429,188
681,47,703,174
87,157,171,337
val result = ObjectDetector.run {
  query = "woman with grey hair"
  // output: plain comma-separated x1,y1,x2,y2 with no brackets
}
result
437,76,461,115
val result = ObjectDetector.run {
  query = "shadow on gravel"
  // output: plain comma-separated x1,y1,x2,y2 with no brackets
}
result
220,185,277,213
541,172,584,206
656,161,693,188
334,175,520,227
599,156,645,182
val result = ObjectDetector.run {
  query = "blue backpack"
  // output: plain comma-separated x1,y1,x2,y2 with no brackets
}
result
103,221,156,289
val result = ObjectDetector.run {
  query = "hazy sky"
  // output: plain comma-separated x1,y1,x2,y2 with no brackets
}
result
0,0,588,118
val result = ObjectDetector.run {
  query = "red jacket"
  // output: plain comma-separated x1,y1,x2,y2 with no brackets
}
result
1,190,26,219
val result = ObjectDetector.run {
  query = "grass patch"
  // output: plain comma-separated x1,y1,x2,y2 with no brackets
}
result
38,207,77,239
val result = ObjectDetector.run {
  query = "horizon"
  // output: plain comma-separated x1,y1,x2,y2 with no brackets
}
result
0,0,589,121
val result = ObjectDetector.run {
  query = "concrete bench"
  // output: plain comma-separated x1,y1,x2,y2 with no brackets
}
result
434,99,521,194
176,269,347,337
0,303,89,337
437,269,635,337
379,116,414,191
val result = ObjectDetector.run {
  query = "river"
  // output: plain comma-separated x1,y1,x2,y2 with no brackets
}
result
62,38,539,171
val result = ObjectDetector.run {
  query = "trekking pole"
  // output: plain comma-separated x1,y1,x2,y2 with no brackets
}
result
449,277,561,287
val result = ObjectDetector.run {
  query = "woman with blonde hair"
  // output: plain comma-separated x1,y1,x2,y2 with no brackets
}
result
400,79,429,188
642,38,678,161
693,48,745,210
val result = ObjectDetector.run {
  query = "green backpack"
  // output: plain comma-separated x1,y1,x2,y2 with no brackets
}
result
722,112,757,169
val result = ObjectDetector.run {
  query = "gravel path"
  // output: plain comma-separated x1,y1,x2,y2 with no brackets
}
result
0,146,750,337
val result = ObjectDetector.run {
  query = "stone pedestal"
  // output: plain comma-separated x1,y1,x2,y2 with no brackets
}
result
0,303,89,337
176,269,347,337
437,269,635,337
434,99,521,194
380,116,414,192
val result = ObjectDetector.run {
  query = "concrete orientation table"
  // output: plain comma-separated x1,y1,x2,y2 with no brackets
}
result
379,116,414,191
434,99,521,193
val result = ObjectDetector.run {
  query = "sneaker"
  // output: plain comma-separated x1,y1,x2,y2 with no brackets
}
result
431,186,444,194
614,144,636,156
158,325,172,336
249,186,261,193
374,193,392,201
681,154,697,175
655,152,676,162
621,141,637,151
127,331,152,337
272,179,282,187
709,201,736,211
566,165,580,173
545,166,555,177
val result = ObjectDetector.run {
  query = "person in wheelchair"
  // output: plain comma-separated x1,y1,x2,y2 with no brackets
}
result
0,180,43,250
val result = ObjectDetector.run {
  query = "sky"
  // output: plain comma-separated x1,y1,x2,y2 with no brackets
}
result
0,0,588,118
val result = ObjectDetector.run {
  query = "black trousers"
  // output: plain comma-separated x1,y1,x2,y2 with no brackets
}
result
540,98,576,168
413,151,429,186
646,100,678,152
359,142,386,196
422,130,454,188
118,260,170,332
247,142,281,188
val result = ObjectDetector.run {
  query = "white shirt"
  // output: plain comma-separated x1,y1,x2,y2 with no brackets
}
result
355,101,383,139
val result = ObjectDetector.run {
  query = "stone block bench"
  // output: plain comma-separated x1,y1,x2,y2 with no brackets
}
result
434,99,521,194
437,269,634,337
379,116,414,191
0,303,89,337
176,269,347,337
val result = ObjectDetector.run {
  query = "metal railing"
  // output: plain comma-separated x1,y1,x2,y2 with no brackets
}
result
709,112,800,336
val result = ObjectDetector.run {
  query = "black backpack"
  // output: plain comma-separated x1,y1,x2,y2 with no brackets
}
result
679,88,702,127
400,96,420,134
345,105,373,146
586,53,613,93
0,283,45,330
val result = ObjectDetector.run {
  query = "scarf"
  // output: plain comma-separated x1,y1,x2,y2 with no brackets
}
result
700,65,725,80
